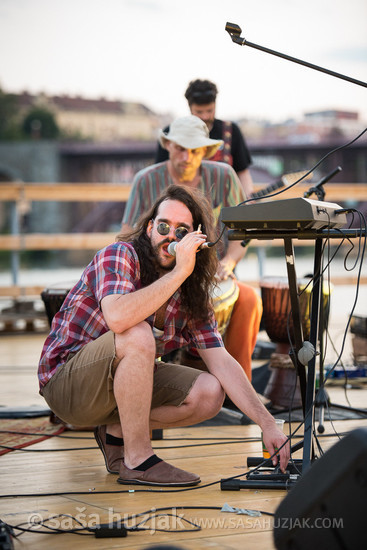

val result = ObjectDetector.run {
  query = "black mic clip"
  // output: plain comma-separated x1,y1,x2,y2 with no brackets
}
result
303,166,342,201
304,186,325,201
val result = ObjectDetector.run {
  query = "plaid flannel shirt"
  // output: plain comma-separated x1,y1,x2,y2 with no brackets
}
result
38,242,223,390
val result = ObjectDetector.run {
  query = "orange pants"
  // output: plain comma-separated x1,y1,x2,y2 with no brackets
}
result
223,281,263,382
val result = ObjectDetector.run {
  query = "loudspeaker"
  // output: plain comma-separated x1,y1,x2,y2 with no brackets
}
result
273,427,367,550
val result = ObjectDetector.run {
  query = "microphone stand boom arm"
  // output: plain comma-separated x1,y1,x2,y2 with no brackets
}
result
225,22,367,88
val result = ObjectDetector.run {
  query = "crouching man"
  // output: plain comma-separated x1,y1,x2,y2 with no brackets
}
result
38,185,289,487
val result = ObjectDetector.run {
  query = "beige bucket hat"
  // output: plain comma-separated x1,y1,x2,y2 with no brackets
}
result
159,115,223,159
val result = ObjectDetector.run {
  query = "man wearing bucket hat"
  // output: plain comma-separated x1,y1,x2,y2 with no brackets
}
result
155,79,254,197
121,115,262,383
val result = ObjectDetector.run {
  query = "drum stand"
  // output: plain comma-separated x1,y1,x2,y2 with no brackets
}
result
221,226,365,491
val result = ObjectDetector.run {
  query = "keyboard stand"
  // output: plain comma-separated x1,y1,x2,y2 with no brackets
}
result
221,227,364,490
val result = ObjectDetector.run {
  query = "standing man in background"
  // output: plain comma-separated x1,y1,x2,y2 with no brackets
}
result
155,78,254,197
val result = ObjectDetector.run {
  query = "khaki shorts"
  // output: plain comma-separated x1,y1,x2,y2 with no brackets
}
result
42,331,202,427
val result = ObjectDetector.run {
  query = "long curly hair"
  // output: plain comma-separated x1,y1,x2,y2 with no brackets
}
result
116,185,218,322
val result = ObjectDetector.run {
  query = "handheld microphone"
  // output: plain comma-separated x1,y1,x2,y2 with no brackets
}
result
167,241,212,257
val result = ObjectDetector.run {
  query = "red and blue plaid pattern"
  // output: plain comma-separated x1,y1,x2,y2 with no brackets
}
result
38,242,223,390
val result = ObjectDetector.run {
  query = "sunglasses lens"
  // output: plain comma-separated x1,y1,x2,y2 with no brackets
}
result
175,227,188,240
157,222,170,235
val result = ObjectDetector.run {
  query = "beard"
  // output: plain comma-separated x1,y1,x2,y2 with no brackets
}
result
151,239,176,272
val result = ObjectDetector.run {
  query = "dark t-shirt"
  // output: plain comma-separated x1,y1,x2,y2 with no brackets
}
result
155,119,252,174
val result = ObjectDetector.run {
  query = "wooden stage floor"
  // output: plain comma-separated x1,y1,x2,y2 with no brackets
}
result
1,332,367,549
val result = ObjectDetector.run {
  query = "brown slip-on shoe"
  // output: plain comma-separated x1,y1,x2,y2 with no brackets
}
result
117,459,201,487
94,425,124,474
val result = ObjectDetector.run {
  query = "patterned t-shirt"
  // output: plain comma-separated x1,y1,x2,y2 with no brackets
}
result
122,160,245,259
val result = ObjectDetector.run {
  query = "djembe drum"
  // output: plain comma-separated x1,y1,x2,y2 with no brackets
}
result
211,277,240,336
260,277,331,350
260,276,331,408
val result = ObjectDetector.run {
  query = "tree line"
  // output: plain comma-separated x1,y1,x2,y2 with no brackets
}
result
0,86,60,140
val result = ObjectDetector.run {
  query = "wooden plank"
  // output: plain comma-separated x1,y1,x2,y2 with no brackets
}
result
0,232,117,250
1,182,366,203
0,183,132,202
0,186,21,200
23,183,132,202
0,285,46,297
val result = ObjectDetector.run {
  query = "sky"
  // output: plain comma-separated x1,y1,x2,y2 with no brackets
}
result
0,0,366,124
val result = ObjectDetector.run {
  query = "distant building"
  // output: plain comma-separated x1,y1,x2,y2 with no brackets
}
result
304,109,359,121
15,91,161,141
239,109,365,145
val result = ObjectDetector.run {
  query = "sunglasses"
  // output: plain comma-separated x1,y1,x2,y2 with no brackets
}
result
155,221,189,241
